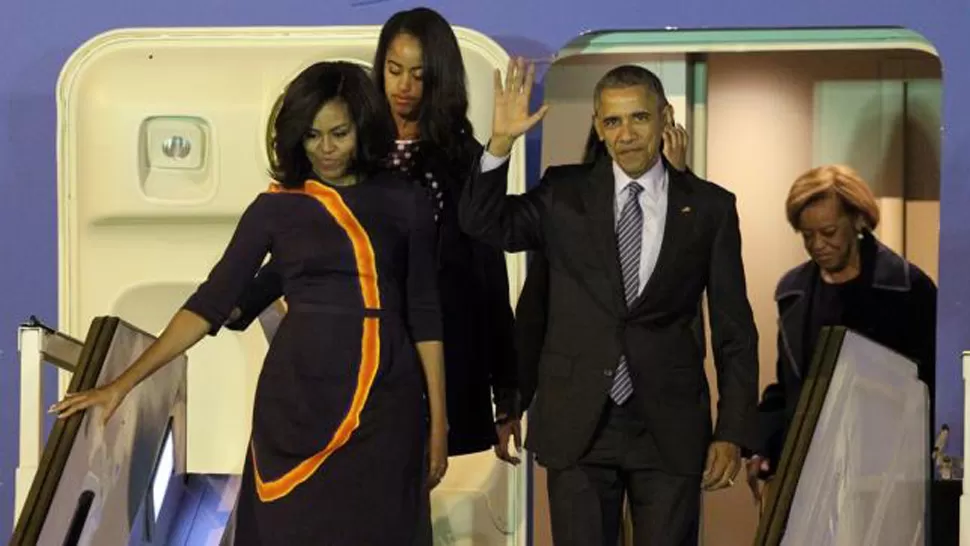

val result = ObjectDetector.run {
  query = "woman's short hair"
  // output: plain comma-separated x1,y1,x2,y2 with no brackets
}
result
785,164,880,231
270,61,394,188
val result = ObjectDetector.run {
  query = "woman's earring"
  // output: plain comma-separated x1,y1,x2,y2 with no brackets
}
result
857,231,864,240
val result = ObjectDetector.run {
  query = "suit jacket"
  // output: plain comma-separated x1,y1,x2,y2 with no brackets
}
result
756,230,937,473
513,170,709,416
460,154,759,474
512,254,549,414
226,135,519,457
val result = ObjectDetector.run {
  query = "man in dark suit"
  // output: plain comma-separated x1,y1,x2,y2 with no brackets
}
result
510,123,694,415
459,60,760,545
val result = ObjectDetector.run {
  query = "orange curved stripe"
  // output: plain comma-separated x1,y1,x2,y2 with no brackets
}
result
253,180,382,502
268,181,380,309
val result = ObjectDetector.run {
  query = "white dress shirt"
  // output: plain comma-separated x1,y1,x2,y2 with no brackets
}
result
613,159,668,296
480,151,669,297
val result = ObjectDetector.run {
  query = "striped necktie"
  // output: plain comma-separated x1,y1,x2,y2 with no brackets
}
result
611,181,644,404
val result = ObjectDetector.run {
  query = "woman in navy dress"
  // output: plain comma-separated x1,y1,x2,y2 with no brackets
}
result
231,8,520,462
51,61,448,545
228,11,520,542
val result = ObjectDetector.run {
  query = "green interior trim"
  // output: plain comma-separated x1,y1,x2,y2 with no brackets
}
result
691,58,707,106
562,27,934,54
687,56,708,178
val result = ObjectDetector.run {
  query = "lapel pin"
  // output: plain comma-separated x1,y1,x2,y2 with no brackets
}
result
681,206,691,214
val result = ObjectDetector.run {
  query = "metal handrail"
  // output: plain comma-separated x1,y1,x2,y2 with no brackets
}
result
14,316,84,522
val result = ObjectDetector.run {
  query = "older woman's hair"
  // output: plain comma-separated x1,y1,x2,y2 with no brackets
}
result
785,164,880,231
270,61,394,188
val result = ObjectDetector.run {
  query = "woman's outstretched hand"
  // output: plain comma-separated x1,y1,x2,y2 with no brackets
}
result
49,380,130,425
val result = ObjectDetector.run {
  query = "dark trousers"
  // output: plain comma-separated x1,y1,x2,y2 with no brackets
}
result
546,401,701,546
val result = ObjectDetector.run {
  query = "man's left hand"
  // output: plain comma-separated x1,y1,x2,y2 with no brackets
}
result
702,440,741,491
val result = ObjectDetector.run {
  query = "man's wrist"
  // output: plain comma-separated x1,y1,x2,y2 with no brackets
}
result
487,136,514,158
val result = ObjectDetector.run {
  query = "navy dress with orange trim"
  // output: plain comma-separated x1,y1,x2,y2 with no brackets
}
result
181,172,441,545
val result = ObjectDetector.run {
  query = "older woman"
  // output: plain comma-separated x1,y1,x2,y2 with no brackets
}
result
747,164,937,500
51,61,446,545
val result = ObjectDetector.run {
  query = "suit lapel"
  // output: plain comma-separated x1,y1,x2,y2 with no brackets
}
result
583,158,625,312
633,165,695,309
